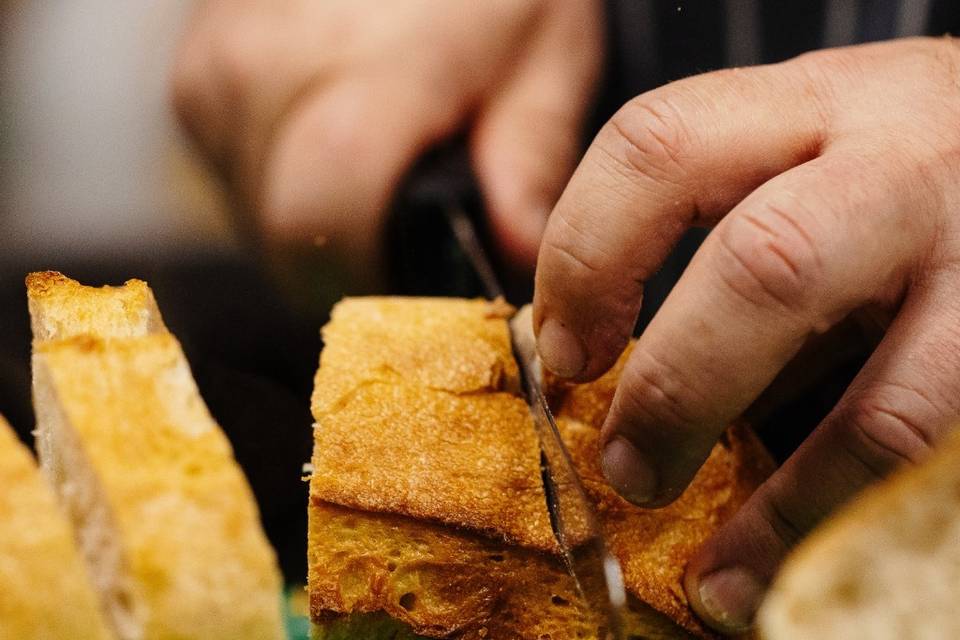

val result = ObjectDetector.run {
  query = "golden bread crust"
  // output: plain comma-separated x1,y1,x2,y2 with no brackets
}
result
0,415,114,640
313,297,520,411
549,346,774,637
309,298,772,639
560,416,770,638
311,297,556,551
26,271,165,341
309,501,693,640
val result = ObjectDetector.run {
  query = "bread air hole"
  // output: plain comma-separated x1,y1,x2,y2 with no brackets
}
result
830,577,864,606
550,595,570,607
386,561,397,572
399,592,417,611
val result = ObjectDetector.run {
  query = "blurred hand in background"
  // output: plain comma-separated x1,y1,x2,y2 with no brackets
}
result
171,0,603,290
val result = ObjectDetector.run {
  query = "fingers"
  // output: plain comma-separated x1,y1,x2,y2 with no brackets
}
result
258,76,463,288
684,271,960,633
172,0,546,288
599,150,932,507
533,62,829,381
471,0,603,271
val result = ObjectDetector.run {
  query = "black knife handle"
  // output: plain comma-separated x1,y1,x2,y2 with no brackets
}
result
385,140,496,298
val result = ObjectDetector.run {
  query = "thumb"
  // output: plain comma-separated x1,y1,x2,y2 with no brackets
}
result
470,0,603,272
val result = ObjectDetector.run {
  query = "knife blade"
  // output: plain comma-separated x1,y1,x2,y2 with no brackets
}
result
509,314,628,640
394,142,629,638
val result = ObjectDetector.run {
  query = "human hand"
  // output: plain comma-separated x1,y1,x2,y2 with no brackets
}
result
172,0,602,288
532,37,960,633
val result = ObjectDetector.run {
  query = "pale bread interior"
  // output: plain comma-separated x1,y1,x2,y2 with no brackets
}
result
33,356,141,639
759,431,960,640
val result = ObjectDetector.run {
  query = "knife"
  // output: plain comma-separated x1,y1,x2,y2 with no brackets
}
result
390,142,629,638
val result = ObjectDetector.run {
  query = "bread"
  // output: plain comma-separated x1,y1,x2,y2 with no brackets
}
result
308,297,773,639
758,428,960,640
26,271,166,341
27,272,284,640
0,413,114,640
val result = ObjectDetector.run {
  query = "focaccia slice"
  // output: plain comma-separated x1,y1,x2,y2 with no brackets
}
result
0,414,114,640
28,273,284,640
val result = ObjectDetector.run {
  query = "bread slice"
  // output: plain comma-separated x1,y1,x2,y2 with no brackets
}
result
308,297,773,639
758,428,960,640
26,271,166,341
27,272,284,640
0,414,114,640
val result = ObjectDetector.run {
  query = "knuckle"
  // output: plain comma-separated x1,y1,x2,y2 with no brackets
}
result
601,92,694,182
757,488,807,550
538,217,642,353
210,25,267,102
540,212,610,276
170,18,269,158
616,350,702,430
840,393,934,479
714,198,824,316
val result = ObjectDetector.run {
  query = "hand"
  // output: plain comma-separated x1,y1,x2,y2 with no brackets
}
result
532,37,960,633
171,0,602,287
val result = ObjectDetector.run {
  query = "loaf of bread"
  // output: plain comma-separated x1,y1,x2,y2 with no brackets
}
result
308,297,773,639
0,413,114,640
758,427,960,640
27,272,284,640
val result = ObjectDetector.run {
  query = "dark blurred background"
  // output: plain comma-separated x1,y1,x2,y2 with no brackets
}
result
2,0,958,584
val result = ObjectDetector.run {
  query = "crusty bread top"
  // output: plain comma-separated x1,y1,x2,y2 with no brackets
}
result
313,297,520,408
549,344,771,638
34,333,283,638
311,297,556,551
26,271,165,341
310,297,773,638
0,415,114,640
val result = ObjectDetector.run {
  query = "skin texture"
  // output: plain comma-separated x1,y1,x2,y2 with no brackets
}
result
533,37,960,633
171,0,603,289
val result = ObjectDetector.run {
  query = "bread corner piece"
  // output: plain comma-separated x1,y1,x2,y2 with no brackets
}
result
0,414,114,640
308,297,773,640
26,271,166,341
27,272,284,640
758,428,960,640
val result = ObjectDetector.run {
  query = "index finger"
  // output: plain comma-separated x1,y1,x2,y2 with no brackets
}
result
532,60,827,382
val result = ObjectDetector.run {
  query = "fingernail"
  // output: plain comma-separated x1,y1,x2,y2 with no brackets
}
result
601,437,657,505
537,317,586,379
696,567,765,633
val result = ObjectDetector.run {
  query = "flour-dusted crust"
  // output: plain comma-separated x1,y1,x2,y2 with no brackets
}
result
309,298,773,639
311,297,556,551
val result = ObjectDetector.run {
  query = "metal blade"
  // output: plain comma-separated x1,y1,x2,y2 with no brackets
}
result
514,341,628,640
444,204,628,638
446,205,504,300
